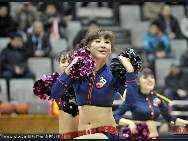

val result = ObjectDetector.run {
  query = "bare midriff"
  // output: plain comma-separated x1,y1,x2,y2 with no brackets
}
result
78,105,117,131
59,111,79,133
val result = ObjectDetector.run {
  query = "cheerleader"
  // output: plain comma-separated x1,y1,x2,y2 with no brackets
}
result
113,60,188,139
51,30,137,139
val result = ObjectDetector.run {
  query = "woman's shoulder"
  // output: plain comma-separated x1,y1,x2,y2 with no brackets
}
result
152,92,172,104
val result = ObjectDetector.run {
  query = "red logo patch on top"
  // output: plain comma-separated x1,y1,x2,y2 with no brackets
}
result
153,98,161,106
96,77,106,89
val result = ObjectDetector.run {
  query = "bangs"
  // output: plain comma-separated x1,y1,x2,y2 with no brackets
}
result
138,68,154,78
78,29,115,49
86,29,115,45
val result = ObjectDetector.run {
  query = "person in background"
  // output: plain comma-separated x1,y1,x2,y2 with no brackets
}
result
26,20,52,57
154,4,183,39
36,2,73,23
0,32,35,80
113,67,188,139
40,3,67,42
0,32,34,115
73,18,99,49
164,61,188,101
15,2,40,32
144,22,171,69
143,2,165,21
0,4,17,37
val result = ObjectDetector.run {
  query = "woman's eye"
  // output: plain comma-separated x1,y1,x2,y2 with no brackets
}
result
150,76,154,79
143,75,148,79
96,40,100,43
61,59,66,63
143,76,147,79
105,41,110,44
143,75,154,79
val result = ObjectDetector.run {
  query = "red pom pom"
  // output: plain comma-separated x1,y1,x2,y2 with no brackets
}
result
33,72,59,100
66,48,95,80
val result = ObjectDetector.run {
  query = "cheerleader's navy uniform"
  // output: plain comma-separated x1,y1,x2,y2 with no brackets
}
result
51,64,131,139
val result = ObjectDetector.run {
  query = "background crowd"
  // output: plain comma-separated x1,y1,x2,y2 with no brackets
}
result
0,1,188,136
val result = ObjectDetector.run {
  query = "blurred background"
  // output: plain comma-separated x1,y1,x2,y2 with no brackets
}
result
0,1,188,137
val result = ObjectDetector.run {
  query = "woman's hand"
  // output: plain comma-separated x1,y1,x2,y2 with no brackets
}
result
118,56,134,73
175,118,188,126
176,89,188,98
119,118,137,134
64,57,81,75
129,121,137,134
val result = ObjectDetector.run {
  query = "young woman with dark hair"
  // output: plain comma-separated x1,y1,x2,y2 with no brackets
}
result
51,30,134,139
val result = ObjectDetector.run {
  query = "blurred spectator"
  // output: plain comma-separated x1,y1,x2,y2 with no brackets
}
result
144,22,171,68
143,2,165,21
180,49,188,68
73,19,99,49
154,4,183,39
164,61,188,100
26,21,52,57
0,2,10,14
59,2,74,23
15,2,40,32
40,3,67,42
36,2,73,21
0,4,17,37
0,32,35,80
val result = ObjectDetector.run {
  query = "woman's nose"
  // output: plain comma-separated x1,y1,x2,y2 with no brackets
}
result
147,78,154,82
100,42,106,48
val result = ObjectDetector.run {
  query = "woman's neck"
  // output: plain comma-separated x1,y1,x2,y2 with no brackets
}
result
95,59,106,72
140,87,151,95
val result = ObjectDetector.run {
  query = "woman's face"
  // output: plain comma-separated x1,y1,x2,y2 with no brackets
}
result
59,55,69,71
89,37,112,61
139,74,155,92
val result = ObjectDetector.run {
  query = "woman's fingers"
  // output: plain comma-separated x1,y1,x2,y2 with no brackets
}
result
129,122,137,134
65,57,82,75
118,55,130,62
118,56,134,72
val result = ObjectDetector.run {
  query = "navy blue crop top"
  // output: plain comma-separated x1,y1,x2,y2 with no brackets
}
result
51,65,132,107
113,72,177,123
